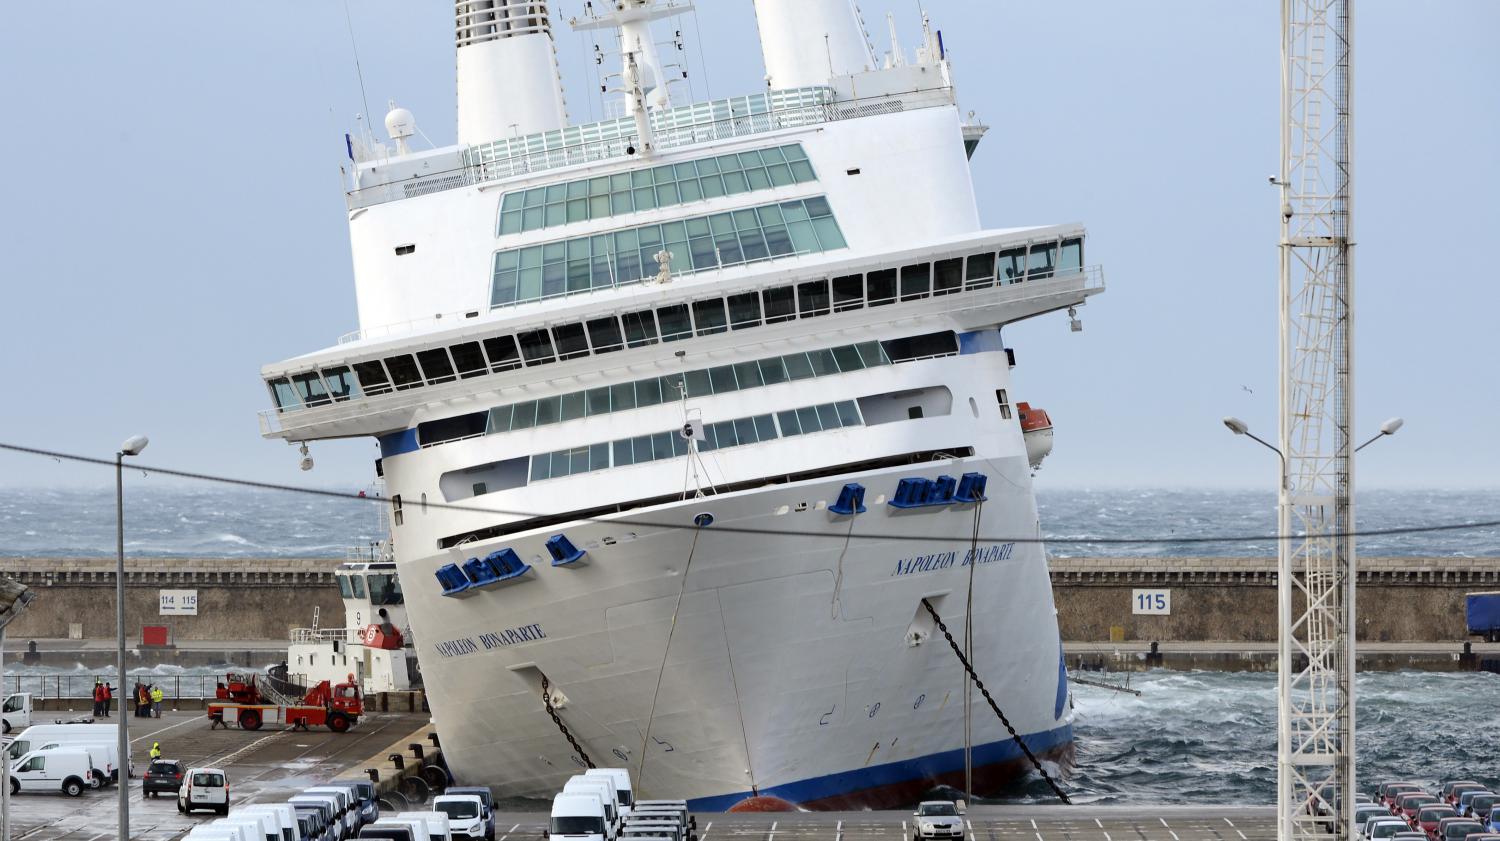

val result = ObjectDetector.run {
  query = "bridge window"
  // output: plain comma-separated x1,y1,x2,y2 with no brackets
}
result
449,343,488,379
728,291,762,329
352,361,392,396
320,367,360,401
832,275,864,312
1060,237,1083,273
1027,240,1057,280
385,355,423,390
657,304,693,342
621,309,659,347
798,279,830,317
292,372,331,407
587,316,624,353
269,378,299,410
518,329,556,366
367,573,403,605
763,285,795,323
483,336,521,372
553,323,589,360
417,349,456,385
900,263,931,301
965,253,996,289
693,299,728,335
867,268,897,306
998,247,1026,283
934,258,963,295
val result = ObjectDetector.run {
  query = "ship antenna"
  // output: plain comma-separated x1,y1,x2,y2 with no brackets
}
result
342,0,374,143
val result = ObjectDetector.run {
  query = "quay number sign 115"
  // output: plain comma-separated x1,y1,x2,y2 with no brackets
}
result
159,589,198,616
1132,589,1170,616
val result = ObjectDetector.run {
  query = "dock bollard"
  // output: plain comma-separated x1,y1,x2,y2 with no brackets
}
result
366,769,380,784
388,753,405,770
428,733,440,748
408,743,424,760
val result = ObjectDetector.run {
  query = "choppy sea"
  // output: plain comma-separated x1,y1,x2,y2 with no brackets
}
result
2,487,1497,802
2,486,1499,558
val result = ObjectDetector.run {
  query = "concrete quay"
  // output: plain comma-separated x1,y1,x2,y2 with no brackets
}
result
2,709,432,840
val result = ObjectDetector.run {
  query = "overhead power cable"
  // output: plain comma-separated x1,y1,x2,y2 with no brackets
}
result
3,441,1497,547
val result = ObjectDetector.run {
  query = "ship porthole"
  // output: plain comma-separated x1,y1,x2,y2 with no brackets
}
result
968,397,979,417
694,513,715,527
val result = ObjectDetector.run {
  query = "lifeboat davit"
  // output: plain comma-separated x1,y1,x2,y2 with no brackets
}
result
1018,402,1054,469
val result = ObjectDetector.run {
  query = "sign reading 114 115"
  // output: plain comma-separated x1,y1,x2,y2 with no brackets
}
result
1132,589,1171,615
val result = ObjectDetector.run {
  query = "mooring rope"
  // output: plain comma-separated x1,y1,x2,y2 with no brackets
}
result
921,596,1071,803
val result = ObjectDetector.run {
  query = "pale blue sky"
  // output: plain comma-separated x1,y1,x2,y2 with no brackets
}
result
1,2,1496,491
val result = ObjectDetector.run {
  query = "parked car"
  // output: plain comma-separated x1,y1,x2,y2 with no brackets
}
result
1444,784,1485,803
1383,784,1428,807
1466,795,1500,821
1354,805,1393,828
1392,833,1428,841
1401,796,1444,823
178,767,231,815
1450,788,1490,808
1365,818,1410,841
143,759,186,797
1439,820,1486,841
1417,806,1459,837
914,802,964,841
1459,793,1497,818
8,747,96,796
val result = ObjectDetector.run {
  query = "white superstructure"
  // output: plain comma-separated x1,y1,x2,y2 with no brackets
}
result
260,0,1102,811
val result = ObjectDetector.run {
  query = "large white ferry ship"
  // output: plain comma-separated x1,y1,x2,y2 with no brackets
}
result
259,0,1102,811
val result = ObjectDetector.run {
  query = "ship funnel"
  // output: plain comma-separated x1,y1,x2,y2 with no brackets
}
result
455,0,568,146
752,0,874,90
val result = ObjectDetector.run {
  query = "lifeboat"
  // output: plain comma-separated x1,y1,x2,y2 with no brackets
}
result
1018,402,1054,469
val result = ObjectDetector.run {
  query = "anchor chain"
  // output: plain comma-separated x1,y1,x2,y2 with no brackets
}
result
920,598,1071,804
542,674,595,769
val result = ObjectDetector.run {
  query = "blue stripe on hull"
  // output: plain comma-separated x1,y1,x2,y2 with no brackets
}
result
686,724,1073,812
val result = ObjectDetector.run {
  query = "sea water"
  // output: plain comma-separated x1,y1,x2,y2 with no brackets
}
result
3,487,1497,803
3,486,1499,558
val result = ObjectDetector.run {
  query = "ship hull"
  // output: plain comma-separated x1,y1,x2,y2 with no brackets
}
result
396,454,1074,810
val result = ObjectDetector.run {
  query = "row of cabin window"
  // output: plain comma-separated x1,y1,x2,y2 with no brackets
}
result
531,400,861,482
471,341,888,443
266,237,1078,411
489,197,846,307
497,144,816,235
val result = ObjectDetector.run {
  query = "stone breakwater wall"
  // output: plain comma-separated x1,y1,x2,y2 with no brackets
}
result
0,558,344,642
1050,556,1500,642
3,556,1498,646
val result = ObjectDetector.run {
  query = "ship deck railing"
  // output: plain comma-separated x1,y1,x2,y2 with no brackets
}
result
258,264,1102,439
290,627,359,644
344,87,957,211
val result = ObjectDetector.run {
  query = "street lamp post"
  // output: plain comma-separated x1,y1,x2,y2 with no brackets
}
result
116,434,148,841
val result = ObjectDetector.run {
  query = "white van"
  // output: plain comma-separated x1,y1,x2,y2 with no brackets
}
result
241,804,299,841
563,776,620,835
9,747,96,796
291,794,346,841
551,792,611,841
584,769,635,817
32,738,121,785
6,723,116,761
398,811,455,841
179,767,231,815
304,786,358,836
2,692,32,733
433,794,486,839
223,810,281,841
195,821,257,841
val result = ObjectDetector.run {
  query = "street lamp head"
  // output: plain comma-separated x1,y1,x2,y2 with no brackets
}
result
1222,417,1250,436
119,435,149,457
1379,417,1404,436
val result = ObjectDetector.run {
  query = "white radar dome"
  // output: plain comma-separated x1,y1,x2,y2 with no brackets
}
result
385,104,416,141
